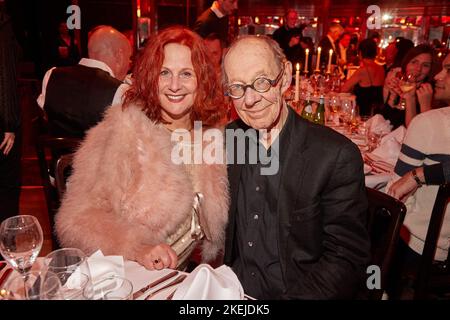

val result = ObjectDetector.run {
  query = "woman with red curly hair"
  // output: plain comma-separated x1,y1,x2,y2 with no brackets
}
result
55,26,229,271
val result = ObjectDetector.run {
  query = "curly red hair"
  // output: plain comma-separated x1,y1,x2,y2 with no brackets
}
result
123,26,225,127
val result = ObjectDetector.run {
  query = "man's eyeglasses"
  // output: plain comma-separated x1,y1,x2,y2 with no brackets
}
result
225,66,285,99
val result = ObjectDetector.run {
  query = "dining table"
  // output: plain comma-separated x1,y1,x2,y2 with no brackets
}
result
0,258,252,300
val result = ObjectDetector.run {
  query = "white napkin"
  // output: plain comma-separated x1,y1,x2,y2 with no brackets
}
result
380,125,406,146
366,114,393,136
172,264,244,300
86,250,125,285
86,250,125,299
370,129,403,167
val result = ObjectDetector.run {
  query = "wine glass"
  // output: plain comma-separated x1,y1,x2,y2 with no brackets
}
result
1,270,62,300
44,248,94,300
95,275,133,300
0,215,43,275
397,72,416,109
328,94,340,124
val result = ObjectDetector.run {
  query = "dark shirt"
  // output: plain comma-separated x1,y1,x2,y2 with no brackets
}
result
424,162,450,185
193,8,229,46
354,84,383,116
44,64,122,138
232,108,293,299
272,26,304,65
318,36,339,67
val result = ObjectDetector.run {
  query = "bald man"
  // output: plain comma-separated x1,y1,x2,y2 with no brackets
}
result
37,25,132,138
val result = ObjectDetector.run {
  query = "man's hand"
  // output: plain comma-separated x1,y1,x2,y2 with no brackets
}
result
0,132,15,155
387,171,420,202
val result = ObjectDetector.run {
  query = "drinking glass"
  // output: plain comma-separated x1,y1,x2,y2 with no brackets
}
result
397,72,416,109
328,94,340,123
1,270,62,300
0,215,43,275
94,275,133,300
44,248,94,300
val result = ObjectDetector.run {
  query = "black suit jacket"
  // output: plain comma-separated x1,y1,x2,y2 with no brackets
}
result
193,8,229,46
224,107,370,299
318,36,339,67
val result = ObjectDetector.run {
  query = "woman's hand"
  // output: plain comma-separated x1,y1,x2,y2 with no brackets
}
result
0,132,15,155
416,83,433,111
135,243,178,270
385,68,403,98
401,84,416,101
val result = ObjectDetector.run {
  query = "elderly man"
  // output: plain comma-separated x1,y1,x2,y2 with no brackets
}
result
37,25,132,138
193,0,238,46
222,35,370,299
272,8,305,65
318,23,344,68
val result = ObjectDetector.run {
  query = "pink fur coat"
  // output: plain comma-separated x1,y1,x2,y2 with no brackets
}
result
55,104,229,263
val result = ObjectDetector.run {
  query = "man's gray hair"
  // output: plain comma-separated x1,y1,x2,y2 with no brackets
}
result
221,35,287,85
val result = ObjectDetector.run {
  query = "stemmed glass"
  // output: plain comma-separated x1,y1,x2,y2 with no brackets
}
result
0,215,43,275
44,248,94,300
328,94,340,123
397,72,416,109
1,270,62,300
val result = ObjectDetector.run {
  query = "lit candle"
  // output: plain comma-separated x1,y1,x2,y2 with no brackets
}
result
294,63,300,102
304,48,309,73
327,49,333,73
315,47,321,71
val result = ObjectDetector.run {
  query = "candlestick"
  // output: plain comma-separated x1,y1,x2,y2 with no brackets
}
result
304,48,309,73
294,63,300,102
327,49,333,73
315,47,321,71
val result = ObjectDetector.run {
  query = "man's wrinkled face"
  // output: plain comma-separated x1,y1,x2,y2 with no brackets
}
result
224,39,290,130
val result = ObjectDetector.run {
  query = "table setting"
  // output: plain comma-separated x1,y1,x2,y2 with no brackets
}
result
0,234,248,300
324,112,405,191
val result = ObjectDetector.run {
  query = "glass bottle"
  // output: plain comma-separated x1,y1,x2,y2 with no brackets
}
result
301,93,314,122
313,94,325,125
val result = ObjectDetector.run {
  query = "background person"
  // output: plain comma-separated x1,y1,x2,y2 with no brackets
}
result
193,0,238,47
0,2,21,221
382,44,435,128
385,53,450,299
37,26,132,138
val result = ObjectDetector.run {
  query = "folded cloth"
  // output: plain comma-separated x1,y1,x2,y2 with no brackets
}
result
366,114,393,136
365,152,395,173
370,136,401,167
380,125,406,145
86,250,125,284
172,264,244,300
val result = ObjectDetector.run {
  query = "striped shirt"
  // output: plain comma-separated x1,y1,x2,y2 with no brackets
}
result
389,106,450,260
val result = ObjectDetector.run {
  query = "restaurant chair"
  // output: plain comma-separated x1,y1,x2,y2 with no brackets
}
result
414,183,450,300
55,153,74,200
35,135,80,250
365,187,407,300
